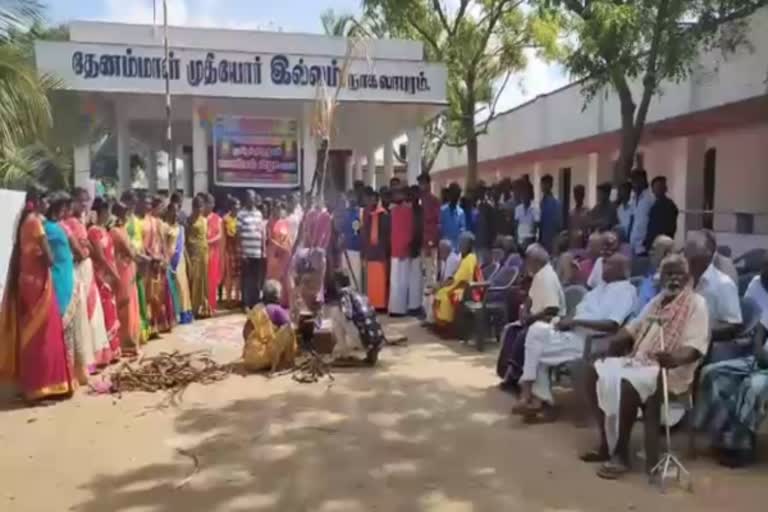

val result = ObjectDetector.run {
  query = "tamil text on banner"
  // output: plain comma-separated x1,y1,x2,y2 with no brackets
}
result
213,117,299,188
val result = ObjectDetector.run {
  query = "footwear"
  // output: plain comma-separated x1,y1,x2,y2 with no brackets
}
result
596,459,630,480
579,449,610,463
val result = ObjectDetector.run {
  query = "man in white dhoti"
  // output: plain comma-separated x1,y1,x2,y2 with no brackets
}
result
580,254,709,480
515,254,637,422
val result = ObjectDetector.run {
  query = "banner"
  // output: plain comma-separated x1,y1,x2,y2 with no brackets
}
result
213,116,299,188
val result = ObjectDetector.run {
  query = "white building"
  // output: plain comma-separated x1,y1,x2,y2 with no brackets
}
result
432,8,768,254
35,21,447,197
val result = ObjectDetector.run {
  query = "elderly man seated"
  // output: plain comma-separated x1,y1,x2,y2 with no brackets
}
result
693,255,768,467
586,231,620,289
513,254,637,422
686,232,743,361
497,244,565,388
580,254,709,480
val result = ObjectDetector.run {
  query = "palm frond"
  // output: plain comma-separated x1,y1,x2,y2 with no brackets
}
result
0,0,44,42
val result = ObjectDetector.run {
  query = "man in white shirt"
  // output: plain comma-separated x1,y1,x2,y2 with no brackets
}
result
616,181,634,241
587,231,620,289
514,182,540,248
686,232,742,352
628,169,655,256
525,243,566,320
745,262,768,330
515,254,636,420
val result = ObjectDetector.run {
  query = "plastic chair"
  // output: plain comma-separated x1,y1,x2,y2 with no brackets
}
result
734,248,768,275
563,285,588,317
481,261,501,282
631,256,651,277
738,272,757,296
461,266,520,352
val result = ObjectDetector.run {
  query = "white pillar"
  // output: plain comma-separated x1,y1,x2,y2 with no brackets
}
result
406,127,423,185
177,146,188,197
147,150,158,194
670,137,690,243
383,141,394,185
192,103,209,195
116,103,131,192
301,104,317,194
344,152,354,190
532,162,542,203
587,152,599,208
353,152,363,183
73,144,91,189
366,147,377,187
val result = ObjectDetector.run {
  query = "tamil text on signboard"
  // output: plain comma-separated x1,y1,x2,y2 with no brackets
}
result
213,117,299,188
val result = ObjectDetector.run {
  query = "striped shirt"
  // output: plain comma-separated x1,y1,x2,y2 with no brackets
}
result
237,208,265,258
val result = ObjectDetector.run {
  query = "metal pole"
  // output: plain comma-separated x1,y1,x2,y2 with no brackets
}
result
163,0,176,193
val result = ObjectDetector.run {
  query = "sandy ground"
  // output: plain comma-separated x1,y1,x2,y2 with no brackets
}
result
2,314,768,512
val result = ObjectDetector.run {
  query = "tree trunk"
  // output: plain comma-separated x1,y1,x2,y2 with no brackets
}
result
465,130,479,188
613,77,640,182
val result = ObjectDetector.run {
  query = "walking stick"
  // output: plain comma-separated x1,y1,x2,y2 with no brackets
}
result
648,317,693,493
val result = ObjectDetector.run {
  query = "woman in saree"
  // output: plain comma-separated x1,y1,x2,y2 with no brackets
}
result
187,195,212,318
164,202,194,324
433,232,482,329
110,202,142,355
205,194,223,313
0,191,75,401
222,198,241,308
62,188,112,372
87,197,122,360
266,200,294,306
143,196,173,334
122,190,151,344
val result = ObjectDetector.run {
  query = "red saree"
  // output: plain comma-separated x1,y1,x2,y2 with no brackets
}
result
0,214,75,400
207,213,223,312
88,225,122,359
110,226,141,354
266,218,294,306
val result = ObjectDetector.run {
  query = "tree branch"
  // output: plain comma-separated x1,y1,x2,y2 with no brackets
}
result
404,17,442,58
634,0,670,134
451,0,471,36
432,0,451,33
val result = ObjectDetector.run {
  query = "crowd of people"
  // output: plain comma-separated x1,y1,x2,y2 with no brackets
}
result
1,164,767,481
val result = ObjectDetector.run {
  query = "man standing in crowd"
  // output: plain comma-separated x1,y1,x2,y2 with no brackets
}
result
474,184,497,265
238,190,265,308
569,184,589,233
616,181,633,241
589,182,618,232
440,182,466,249
388,185,415,316
339,190,363,290
419,173,441,305
362,188,390,311
514,181,539,248
539,174,562,253
645,176,679,251
629,168,655,255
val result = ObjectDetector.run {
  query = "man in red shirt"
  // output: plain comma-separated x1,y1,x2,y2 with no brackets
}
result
388,185,415,315
419,173,441,310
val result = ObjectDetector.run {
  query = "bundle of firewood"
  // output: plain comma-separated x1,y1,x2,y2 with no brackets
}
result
110,351,233,394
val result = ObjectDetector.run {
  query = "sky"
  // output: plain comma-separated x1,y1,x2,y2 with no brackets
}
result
46,0,570,114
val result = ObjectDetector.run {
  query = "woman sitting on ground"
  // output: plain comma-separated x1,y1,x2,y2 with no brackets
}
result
263,279,290,328
241,280,296,373
433,232,481,332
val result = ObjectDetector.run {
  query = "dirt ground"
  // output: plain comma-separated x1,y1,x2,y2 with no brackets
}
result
2,314,767,512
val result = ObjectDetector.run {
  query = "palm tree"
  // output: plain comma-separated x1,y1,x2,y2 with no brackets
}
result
0,1,62,189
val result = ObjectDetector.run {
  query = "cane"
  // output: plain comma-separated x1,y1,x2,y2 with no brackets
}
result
648,316,693,493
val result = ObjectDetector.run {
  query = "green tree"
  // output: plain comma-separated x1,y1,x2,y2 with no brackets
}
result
363,0,560,186
0,0,65,189
539,0,768,180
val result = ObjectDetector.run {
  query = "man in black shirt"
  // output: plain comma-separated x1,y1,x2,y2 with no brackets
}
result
644,176,679,251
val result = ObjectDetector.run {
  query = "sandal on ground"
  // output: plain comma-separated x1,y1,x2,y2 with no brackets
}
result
579,449,610,463
510,401,534,415
596,460,630,480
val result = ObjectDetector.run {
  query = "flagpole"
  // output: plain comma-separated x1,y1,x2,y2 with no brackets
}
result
163,0,176,193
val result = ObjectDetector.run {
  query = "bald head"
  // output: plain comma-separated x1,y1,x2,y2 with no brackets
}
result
438,239,453,260
650,235,675,267
603,253,630,283
600,231,619,259
525,243,550,275
684,232,713,283
587,232,602,258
